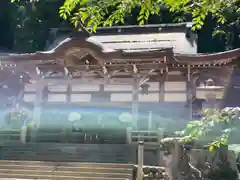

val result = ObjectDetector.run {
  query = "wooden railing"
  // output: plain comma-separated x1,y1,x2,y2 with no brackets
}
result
0,129,21,144
19,126,164,145
20,126,127,144
126,127,163,145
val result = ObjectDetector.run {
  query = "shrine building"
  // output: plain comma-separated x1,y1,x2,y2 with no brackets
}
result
0,22,240,133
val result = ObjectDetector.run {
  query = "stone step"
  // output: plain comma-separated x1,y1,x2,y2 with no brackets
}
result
0,161,132,180
0,173,129,180
2,150,131,155
0,143,136,164
1,157,131,164
0,144,134,151
0,164,132,173
0,169,132,178
0,144,135,164
0,161,133,169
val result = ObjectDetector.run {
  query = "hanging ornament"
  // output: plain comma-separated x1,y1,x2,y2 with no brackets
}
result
119,112,133,123
140,84,149,94
68,112,82,122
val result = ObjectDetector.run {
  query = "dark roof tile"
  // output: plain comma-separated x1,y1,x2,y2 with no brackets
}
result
47,23,196,54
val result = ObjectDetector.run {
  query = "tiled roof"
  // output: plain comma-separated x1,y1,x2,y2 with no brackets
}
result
0,23,238,65
88,32,196,54
89,33,174,52
48,23,197,54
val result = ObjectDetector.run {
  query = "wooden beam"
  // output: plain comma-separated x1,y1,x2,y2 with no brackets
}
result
27,72,189,86
132,76,139,129
41,101,133,108
133,64,138,74
32,79,44,130
32,77,135,85
139,69,156,85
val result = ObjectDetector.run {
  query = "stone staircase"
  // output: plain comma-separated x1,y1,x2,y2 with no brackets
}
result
0,143,136,164
0,160,133,180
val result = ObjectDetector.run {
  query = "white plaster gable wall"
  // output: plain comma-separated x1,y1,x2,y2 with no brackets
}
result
24,84,37,92
104,84,133,91
110,93,132,102
71,84,100,92
164,81,187,91
139,93,159,102
48,85,67,92
23,94,36,102
48,94,67,102
70,94,91,102
164,93,187,102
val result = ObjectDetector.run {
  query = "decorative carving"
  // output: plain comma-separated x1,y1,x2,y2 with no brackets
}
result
72,71,82,77
133,64,138,74
205,78,215,86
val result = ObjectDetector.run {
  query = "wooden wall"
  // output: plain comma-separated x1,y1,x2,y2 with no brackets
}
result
23,81,188,103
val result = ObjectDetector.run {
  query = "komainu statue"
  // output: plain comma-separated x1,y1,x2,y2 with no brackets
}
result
161,137,240,180
191,145,240,180
160,137,202,180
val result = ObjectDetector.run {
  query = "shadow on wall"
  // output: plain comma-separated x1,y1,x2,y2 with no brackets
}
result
223,68,240,107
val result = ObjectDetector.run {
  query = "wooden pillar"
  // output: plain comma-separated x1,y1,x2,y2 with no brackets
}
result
16,86,25,107
187,66,193,120
66,84,71,103
132,77,139,129
137,141,144,180
126,127,132,144
20,125,27,144
159,77,165,101
170,140,180,180
30,80,44,142
32,80,44,128
157,128,164,166
148,111,153,131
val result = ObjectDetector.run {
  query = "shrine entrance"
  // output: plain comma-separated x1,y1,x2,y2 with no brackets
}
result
31,103,132,144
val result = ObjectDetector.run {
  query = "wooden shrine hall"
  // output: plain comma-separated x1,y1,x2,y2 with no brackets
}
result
0,23,240,134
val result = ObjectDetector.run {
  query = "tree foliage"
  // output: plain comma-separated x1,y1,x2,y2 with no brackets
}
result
9,0,240,52
11,0,240,33
59,0,240,33
8,0,66,52
176,107,240,152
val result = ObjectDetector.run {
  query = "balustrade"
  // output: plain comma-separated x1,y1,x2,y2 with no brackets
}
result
126,127,163,145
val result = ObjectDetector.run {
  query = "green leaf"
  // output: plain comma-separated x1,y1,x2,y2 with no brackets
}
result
139,20,145,25
209,145,214,152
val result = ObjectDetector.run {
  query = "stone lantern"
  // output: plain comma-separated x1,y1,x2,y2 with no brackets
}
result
205,79,216,106
196,78,224,109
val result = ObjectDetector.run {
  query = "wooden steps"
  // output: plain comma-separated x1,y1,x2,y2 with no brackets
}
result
0,160,133,180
